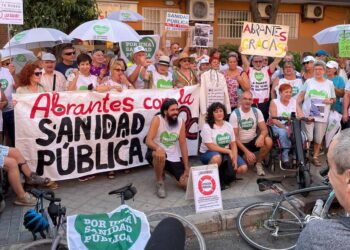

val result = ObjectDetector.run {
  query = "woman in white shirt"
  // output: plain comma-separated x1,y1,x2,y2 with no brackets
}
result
99,59,133,92
67,54,100,91
199,102,247,189
297,60,336,166
269,84,296,168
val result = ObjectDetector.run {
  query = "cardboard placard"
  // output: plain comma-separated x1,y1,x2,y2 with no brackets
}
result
240,22,289,58
0,0,23,25
165,12,189,31
339,31,350,57
119,35,159,63
207,87,225,108
186,164,223,213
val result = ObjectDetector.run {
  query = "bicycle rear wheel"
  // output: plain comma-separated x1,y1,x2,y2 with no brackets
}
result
236,202,303,250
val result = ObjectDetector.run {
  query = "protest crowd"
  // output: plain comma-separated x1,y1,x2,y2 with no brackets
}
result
0,19,350,216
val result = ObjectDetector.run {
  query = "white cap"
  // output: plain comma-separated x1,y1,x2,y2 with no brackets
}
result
42,53,56,61
303,56,315,63
326,60,338,70
199,56,209,65
133,46,146,54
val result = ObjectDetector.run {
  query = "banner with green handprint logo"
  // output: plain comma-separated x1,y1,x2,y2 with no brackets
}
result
67,205,150,250
120,35,159,63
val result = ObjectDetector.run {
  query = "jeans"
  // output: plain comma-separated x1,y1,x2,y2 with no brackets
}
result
272,125,291,162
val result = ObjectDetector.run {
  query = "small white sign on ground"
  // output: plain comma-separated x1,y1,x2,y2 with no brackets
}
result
0,0,23,25
186,164,223,213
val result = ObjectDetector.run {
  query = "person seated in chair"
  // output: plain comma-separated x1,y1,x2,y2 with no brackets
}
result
145,99,190,198
1,145,54,206
230,91,272,176
269,84,296,168
199,102,247,189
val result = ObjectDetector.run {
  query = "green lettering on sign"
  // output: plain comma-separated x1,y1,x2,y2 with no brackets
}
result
121,36,157,61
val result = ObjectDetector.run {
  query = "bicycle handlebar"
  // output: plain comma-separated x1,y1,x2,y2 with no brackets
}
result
30,188,61,202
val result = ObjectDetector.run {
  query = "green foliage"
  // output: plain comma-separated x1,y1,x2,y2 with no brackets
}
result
218,43,239,60
11,0,99,34
289,51,302,72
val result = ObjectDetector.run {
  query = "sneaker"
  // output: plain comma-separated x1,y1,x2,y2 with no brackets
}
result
156,181,166,198
14,192,36,206
256,162,266,176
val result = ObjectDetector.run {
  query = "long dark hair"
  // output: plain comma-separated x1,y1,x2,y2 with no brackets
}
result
160,98,178,117
206,102,227,129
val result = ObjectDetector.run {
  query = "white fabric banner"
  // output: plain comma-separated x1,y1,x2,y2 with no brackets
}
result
14,86,200,181
67,205,150,250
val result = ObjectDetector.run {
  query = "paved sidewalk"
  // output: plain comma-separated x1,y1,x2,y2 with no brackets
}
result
0,156,327,248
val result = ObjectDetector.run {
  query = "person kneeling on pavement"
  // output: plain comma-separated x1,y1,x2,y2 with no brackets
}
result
1,145,54,206
199,102,248,190
145,98,190,198
230,91,272,176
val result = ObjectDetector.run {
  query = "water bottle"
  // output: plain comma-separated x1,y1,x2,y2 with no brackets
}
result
312,199,324,217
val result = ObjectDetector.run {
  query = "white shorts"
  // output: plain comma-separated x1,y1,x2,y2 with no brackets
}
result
302,121,327,144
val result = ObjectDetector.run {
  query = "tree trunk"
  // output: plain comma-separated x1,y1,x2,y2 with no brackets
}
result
269,0,281,24
250,0,281,24
250,0,262,23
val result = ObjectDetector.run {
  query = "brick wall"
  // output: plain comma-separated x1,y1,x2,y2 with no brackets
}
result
0,25,8,48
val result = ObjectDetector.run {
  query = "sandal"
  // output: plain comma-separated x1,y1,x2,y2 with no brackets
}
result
107,171,116,179
26,172,58,189
312,157,322,167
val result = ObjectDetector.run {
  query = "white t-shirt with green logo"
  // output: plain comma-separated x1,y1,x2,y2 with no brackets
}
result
230,107,265,143
154,115,183,162
271,99,296,124
301,78,335,123
0,67,15,112
276,78,303,100
67,73,98,91
151,70,173,89
199,121,235,153
248,66,271,100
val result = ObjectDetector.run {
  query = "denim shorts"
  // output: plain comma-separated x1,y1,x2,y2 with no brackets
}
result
199,151,246,167
0,145,9,168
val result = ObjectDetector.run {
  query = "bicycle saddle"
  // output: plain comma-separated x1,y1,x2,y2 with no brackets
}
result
108,183,137,200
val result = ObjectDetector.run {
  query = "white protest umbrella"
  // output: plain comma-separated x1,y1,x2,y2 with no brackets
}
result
3,28,72,49
313,24,350,45
0,48,37,73
107,10,145,22
69,19,141,42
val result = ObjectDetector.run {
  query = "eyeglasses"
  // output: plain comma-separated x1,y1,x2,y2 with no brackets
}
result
64,52,75,56
34,71,42,76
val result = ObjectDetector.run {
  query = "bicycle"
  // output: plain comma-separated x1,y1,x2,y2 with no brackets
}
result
236,169,337,250
267,113,313,190
21,189,68,250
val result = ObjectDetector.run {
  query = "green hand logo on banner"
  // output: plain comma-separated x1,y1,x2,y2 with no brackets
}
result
74,207,142,250
121,36,157,61
160,131,178,148
157,79,173,89
216,132,231,147
14,32,26,42
93,25,110,35
239,118,254,130
0,79,9,90
254,72,264,82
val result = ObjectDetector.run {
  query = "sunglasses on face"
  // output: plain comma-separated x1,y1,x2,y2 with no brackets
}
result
303,61,312,65
181,59,190,63
253,61,263,63
34,71,42,76
64,52,75,56
114,68,125,72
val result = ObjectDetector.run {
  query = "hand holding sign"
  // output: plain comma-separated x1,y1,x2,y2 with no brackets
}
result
240,22,289,58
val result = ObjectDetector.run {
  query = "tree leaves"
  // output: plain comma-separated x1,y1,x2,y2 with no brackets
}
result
11,0,98,34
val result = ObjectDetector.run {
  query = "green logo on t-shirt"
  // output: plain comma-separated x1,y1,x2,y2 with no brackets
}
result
292,86,299,96
240,118,254,130
308,89,328,98
0,79,9,90
216,132,231,148
281,112,290,117
254,72,264,82
157,79,172,89
160,131,178,148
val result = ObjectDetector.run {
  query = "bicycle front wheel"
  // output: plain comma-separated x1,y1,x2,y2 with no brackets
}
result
236,202,303,250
